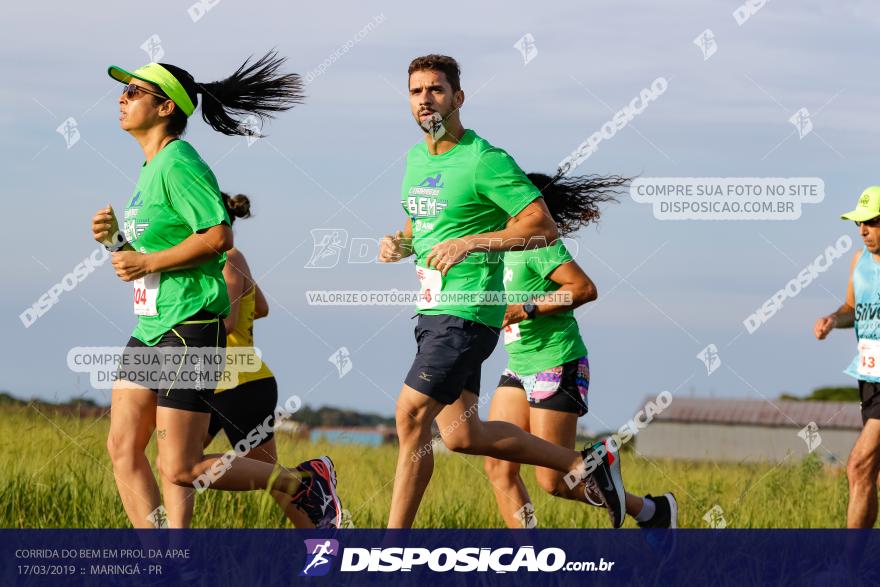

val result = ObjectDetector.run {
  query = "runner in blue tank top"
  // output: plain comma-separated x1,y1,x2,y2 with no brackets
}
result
816,186,880,528
843,248,880,383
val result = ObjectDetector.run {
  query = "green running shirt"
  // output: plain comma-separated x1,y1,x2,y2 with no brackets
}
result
400,130,540,327
123,140,230,345
502,240,587,374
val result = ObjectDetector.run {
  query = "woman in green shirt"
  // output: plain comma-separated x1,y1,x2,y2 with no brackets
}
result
90,53,341,528
484,171,678,529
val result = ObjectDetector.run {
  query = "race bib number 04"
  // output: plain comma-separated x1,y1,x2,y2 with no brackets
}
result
503,323,522,345
133,273,160,316
858,338,880,378
416,266,442,310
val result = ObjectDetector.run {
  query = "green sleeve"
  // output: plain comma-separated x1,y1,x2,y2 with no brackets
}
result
474,147,541,218
526,240,574,279
164,161,229,232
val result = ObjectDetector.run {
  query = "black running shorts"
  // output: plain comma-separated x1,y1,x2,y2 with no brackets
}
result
404,314,500,405
859,380,880,423
207,376,278,448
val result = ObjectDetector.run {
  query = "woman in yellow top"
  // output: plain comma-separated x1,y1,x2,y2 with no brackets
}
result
160,193,317,528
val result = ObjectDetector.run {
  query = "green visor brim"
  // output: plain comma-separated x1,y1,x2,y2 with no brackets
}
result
107,64,195,117
108,65,139,85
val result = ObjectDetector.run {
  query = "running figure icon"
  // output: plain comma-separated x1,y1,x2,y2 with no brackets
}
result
301,540,337,576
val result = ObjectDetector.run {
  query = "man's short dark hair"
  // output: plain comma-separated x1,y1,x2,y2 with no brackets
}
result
408,54,461,93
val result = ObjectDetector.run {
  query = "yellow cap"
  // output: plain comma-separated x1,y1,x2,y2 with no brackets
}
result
842,186,880,222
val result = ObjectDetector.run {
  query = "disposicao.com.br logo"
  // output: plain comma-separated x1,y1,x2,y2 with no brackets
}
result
301,539,340,576
301,540,614,575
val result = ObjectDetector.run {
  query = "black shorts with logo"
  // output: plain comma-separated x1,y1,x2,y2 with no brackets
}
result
404,314,501,405
207,376,278,448
859,380,880,423
118,310,226,413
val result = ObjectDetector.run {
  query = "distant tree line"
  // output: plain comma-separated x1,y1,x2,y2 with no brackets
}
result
289,405,395,428
779,386,859,402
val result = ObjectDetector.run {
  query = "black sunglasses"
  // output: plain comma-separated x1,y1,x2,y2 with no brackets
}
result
855,218,880,227
121,83,167,101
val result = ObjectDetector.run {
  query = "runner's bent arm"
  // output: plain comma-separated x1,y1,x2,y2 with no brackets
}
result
472,198,558,252
222,248,246,332
142,224,231,272
110,224,232,282
425,199,558,275
254,283,269,319
380,218,414,262
504,260,596,327
814,250,859,339
91,205,135,251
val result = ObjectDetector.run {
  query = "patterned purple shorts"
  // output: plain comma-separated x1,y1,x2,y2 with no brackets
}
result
498,356,589,416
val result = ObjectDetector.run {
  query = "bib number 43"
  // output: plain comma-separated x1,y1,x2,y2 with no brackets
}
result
858,339,880,378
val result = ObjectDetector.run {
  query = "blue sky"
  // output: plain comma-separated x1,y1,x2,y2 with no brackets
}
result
2,0,878,430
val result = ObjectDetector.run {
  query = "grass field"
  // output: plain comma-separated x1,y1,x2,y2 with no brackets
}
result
0,406,851,528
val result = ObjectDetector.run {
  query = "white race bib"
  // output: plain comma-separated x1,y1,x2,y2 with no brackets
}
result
503,323,522,344
858,338,880,377
416,266,442,310
133,273,160,316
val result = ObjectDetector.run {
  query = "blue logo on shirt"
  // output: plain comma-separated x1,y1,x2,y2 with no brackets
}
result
418,174,444,189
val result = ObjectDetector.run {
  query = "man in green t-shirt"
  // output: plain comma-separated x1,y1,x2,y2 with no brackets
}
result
379,54,626,528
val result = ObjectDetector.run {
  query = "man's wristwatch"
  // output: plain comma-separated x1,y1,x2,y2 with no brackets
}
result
523,301,538,320
103,231,128,253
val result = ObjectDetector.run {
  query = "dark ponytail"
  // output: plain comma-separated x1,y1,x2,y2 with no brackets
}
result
222,192,252,225
156,51,304,137
527,171,629,235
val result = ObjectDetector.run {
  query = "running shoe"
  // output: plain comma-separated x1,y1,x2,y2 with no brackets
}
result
637,493,678,529
638,493,678,558
580,440,626,528
292,456,342,529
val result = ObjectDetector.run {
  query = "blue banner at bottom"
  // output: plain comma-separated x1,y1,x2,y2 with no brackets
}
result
2,529,878,586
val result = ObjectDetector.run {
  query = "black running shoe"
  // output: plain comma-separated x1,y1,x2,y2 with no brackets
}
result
293,456,342,529
637,493,678,529
581,440,626,528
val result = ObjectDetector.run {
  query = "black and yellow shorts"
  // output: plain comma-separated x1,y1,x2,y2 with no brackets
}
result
117,310,226,413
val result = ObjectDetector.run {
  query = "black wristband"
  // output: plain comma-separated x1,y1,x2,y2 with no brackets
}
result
103,231,127,253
